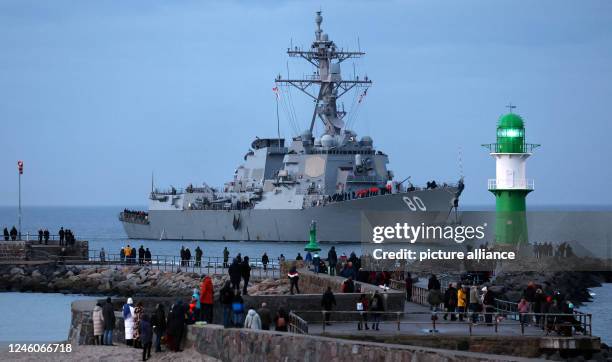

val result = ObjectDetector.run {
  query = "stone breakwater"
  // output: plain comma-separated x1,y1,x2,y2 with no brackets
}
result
0,263,289,297
491,271,612,305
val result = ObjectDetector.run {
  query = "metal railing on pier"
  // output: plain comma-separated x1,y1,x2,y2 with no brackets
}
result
288,311,309,334
63,251,281,279
387,279,592,337
291,310,592,337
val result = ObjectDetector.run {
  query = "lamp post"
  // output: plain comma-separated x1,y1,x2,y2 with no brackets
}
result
17,160,23,240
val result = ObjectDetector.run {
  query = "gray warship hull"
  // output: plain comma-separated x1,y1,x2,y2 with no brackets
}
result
121,189,456,242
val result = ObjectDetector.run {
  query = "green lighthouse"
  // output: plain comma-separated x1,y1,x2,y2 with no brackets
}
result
483,106,539,246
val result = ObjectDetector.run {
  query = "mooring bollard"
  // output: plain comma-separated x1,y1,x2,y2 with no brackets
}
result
322,311,326,332
494,313,499,333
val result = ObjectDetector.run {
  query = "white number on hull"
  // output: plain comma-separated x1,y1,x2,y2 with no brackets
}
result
402,196,427,211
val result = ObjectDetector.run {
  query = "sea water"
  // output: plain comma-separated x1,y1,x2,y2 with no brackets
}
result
0,206,361,260
579,284,612,345
0,292,98,345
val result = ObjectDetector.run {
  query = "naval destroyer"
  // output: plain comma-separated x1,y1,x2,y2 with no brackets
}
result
120,12,464,242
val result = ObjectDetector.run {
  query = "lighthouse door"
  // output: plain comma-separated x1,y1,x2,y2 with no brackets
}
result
506,169,514,188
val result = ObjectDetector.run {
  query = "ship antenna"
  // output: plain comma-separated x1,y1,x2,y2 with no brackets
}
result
458,147,464,180
275,85,281,142
275,10,371,137
506,102,516,113
151,171,155,194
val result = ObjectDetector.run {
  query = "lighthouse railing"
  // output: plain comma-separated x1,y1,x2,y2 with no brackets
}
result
488,179,534,190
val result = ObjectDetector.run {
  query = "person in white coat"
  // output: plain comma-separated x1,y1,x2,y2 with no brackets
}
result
244,308,262,330
122,297,136,346
92,303,105,345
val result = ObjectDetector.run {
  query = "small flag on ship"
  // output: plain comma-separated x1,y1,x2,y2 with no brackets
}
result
358,88,368,104
17,160,23,175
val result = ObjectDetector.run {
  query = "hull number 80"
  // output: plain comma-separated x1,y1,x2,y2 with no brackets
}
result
402,196,426,211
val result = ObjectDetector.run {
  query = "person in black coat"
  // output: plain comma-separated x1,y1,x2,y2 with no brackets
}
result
261,252,269,271
102,297,116,346
443,283,458,321
219,281,235,328
241,256,252,295
166,301,185,352
38,229,43,244
151,304,166,352
43,229,50,244
144,248,152,265
321,286,336,325
58,227,65,245
140,315,153,361
138,246,145,266
3,227,9,241
228,259,241,292
428,274,441,291
180,246,186,266
327,247,338,276
184,248,191,266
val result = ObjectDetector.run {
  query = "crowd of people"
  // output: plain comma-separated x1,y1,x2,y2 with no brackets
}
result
3,226,18,241
424,275,497,325
121,210,149,224
532,242,574,258
517,281,584,335
117,245,153,265
92,272,299,358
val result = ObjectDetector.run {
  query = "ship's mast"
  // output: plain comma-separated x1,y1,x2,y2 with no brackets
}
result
275,11,372,136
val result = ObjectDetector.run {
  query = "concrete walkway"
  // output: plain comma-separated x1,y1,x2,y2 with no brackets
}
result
0,344,219,362
308,300,552,337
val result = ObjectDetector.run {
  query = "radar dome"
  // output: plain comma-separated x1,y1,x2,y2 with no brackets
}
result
314,138,322,146
301,130,313,141
360,136,373,147
321,134,335,147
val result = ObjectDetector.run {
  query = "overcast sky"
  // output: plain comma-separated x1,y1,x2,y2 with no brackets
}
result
1,0,611,207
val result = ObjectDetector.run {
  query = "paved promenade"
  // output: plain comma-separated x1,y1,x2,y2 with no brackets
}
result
308,300,548,337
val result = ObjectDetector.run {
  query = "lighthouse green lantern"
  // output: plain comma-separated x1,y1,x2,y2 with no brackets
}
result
483,106,540,246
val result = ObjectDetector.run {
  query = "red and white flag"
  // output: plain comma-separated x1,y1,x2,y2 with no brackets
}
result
272,86,280,98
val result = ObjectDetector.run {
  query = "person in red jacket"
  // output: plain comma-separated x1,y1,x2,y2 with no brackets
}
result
199,275,214,323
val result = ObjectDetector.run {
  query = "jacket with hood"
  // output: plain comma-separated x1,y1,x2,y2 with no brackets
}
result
200,276,214,305
192,290,201,310
92,305,105,336
244,309,262,330
123,298,136,340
